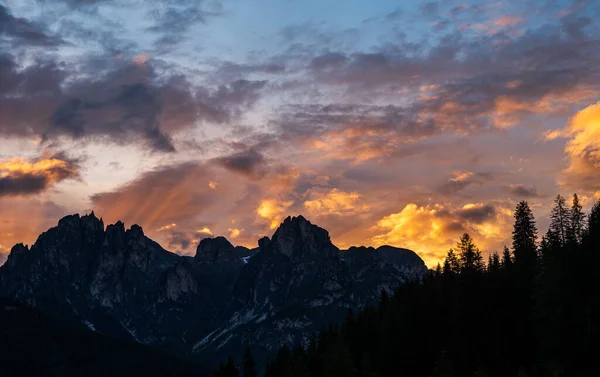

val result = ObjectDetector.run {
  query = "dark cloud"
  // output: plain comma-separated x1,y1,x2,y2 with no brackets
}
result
0,5,64,47
437,173,494,196
168,231,192,250
505,184,540,198
0,53,267,152
456,204,497,223
145,0,223,49
301,21,600,135
0,152,81,197
214,61,286,82
213,149,267,179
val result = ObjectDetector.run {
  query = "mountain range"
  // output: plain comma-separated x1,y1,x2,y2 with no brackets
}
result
0,212,426,368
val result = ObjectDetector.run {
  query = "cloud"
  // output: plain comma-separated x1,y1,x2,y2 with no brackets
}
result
256,199,293,229
0,198,69,262
303,188,369,217
298,19,600,136
437,171,494,196
0,52,267,152
0,152,80,197
90,162,217,229
0,5,64,47
168,231,192,251
144,0,223,49
156,223,177,232
213,149,267,179
371,202,513,267
556,101,600,193
505,184,540,198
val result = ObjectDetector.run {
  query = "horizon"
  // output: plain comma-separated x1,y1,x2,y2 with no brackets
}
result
1,0,600,270
3,211,425,260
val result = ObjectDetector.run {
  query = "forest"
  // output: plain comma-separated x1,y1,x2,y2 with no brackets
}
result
217,194,600,377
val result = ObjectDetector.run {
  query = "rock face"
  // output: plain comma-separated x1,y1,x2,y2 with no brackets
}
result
0,213,427,365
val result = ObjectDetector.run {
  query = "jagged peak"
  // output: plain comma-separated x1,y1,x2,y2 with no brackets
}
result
106,221,125,233
270,215,335,258
126,224,145,239
273,215,329,240
258,236,271,249
57,213,81,228
195,236,237,264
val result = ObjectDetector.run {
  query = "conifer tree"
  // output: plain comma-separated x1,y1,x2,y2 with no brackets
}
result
456,233,481,271
549,195,570,245
589,199,600,234
488,252,500,273
243,347,257,377
569,193,585,244
501,246,512,269
443,249,459,275
512,201,537,258
215,357,238,377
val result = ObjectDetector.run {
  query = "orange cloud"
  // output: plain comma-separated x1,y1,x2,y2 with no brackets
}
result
132,54,150,66
304,188,370,217
257,199,293,229
0,154,79,197
156,223,177,232
197,227,213,235
371,202,513,267
494,15,524,28
228,228,243,238
556,101,600,192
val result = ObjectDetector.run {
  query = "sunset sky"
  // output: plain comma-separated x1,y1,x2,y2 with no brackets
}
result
1,0,599,267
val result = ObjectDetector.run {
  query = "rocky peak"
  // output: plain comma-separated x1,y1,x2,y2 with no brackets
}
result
57,214,82,229
125,224,146,249
195,236,238,265
4,243,29,269
271,215,337,259
258,236,271,250
81,211,104,231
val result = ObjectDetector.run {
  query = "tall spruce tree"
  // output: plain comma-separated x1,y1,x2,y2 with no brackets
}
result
549,195,570,245
589,199,600,241
512,201,538,273
569,193,585,244
456,233,482,272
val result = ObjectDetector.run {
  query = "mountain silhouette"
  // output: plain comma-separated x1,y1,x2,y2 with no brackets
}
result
0,213,426,367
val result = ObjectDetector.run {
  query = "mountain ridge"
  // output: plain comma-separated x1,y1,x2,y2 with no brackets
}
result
0,212,427,366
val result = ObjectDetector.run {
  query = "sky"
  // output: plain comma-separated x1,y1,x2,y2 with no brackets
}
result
1,0,599,267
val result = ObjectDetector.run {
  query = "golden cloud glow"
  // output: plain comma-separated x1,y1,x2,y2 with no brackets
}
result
304,188,370,217
371,202,513,268
228,228,242,238
257,199,293,229
197,227,213,235
451,171,475,182
556,101,600,192
156,223,177,232
208,181,218,190
0,157,75,182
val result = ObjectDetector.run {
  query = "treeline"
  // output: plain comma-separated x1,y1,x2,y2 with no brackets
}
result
218,194,600,377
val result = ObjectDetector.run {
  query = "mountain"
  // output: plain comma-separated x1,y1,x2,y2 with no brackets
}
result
0,296,207,377
0,213,426,367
